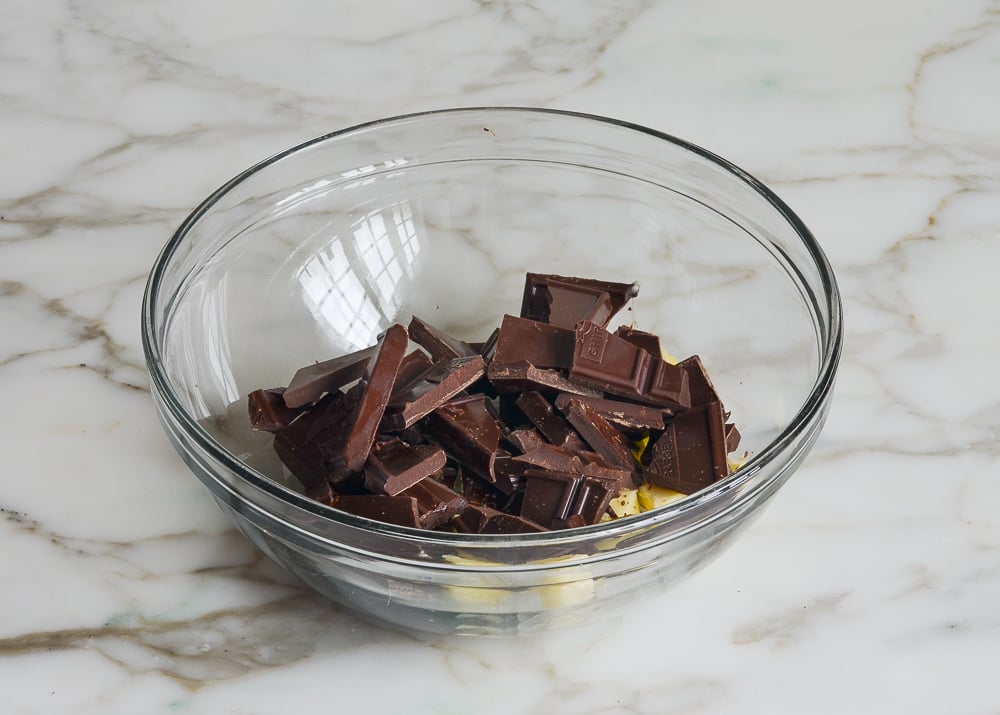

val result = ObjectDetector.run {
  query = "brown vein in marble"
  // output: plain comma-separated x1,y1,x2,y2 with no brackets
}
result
731,592,849,648
907,5,1000,133
0,279,148,392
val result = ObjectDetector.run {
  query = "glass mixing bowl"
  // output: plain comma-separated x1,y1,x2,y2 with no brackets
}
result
142,108,842,635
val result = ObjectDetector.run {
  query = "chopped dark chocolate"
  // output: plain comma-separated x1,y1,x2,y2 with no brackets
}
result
644,402,729,494
363,438,447,496
382,354,486,430
491,315,575,370
614,326,662,357
554,392,668,431
561,397,636,471
332,494,421,528
520,273,639,326
487,360,601,397
282,345,376,408
248,387,303,432
570,321,690,410
514,391,587,450
326,324,409,484
424,395,502,483
408,315,478,362
677,355,721,409
251,271,741,535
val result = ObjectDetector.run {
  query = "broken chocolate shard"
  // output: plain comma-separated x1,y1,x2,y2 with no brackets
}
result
514,391,587,451
282,345,376,408
398,476,469,529
544,281,615,330
487,360,602,397
521,469,614,529
677,355,721,409
491,314,575,370
331,494,421,528
513,444,585,474
644,401,729,494
408,315,478,362
570,321,690,410
382,354,486,430
554,392,668,431
505,427,548,455
363,438,447,496
327,324,409,483
392,349,435,396
561,397,636,471
424,395,502,483
248,387,303,432
520,273,639,325
478,509,547,534
273,387,363,492
615,326,662,357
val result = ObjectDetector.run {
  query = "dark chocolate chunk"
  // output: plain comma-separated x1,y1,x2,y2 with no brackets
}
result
491,314,575,370
392,349,435,395
331,494,421,528
505,427,548,455
544,281,614,330
282,345,376,408
408,315,478,362
514,391,587,450
520,273,639,325
487,361,601,397
615,326,662,357
363,438,447,496
424,395,502,483
644,402,729,494
521,469,614,529
513,444,585,474
398,477,469,529
478,508,547,534
326,324,409,483
248,388,303,432
382,354,486,430
570,321,690,410
560,397,636,471
273,387,363,491
554,392,668,431
677,355,721,409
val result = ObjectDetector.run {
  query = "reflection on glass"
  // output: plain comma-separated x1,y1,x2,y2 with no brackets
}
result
298,199,420,349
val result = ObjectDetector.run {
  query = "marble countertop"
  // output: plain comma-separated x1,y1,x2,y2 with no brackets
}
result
3,1,998,712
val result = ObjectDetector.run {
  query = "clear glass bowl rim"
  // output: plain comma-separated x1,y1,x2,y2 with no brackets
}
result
141,106,844,550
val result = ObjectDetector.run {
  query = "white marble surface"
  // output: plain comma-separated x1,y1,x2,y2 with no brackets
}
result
2,0,999,712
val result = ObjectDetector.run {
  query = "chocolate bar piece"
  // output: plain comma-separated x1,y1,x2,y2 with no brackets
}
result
408,315,478,362
677,355,721,409
327,324,409,482
282,345,376,408
521,469,614,529
382,354,486,430
520,273,639,326
570,321,690,410
554,392,668,431
644,402,729,494
505,427,548,454
491,315,575,370
544,281,615,330
725,422,741,454
332,494,421,528
488,360,601,397
615,326,662,357
514,391,586,450
399,477,469,529
273,386,363,491
455,504,546,534
424,395,502,483
363,438,447,496
248,388,303,432
560,397,636,471
393,349,435,395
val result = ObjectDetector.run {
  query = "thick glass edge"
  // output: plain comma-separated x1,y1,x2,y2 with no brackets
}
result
140,107,844,549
